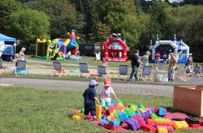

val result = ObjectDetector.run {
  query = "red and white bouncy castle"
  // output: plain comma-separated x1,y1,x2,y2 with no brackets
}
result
101,33,128,62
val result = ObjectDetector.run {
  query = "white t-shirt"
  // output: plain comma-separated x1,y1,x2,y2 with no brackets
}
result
99,86,115,102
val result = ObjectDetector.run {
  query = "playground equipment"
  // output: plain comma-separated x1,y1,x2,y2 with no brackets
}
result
35,30,80,61
101,33,128,62
35,37,51,59
150,34,190,64
49,30,80,61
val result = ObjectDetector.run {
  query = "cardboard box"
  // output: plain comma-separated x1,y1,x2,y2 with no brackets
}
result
173,86,203,116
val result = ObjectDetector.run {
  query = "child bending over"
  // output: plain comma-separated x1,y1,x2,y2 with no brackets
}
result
99,78,118,107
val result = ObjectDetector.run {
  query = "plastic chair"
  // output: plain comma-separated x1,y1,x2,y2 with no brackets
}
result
51,61,68,77
118,65,128,80
98,66,107,77
15,60,28,75
142,66,153,81
79,63,89,77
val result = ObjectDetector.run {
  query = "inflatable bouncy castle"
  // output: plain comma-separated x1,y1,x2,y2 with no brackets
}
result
36,30,80,61
49,30,80,61
150,34,190,64
35,37,51,59
101,33,128,62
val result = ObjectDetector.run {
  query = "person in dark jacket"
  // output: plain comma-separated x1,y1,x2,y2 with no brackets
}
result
128,49,142,81
83,80,100,118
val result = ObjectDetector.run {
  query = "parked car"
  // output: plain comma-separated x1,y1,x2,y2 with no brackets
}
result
2,44,16,61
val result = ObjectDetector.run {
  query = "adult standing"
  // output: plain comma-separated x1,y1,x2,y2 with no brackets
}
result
128,49,142,81
168,53,177,81
141,51,151,66
18,47,26,61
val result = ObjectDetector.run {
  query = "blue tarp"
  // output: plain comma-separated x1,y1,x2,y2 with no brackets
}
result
0,33,16,42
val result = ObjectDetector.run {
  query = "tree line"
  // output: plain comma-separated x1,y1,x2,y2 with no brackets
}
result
0,0,202,61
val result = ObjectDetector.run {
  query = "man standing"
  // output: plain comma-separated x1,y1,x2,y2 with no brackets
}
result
129,49,142,81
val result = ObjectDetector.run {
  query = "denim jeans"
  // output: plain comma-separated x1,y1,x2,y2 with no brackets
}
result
129,65,138,80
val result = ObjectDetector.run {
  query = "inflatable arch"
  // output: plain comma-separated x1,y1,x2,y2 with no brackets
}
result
150,35,190,64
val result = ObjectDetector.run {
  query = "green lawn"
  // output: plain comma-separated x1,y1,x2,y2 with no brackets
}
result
29,55,131,67
0,87,203,133
29,55,189,69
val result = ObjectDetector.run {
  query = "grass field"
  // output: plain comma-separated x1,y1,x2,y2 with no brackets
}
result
29,55,131,68
0,87,203,133
29,55,187,69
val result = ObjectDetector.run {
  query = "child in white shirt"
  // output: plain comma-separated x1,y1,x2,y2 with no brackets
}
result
99,78,118,107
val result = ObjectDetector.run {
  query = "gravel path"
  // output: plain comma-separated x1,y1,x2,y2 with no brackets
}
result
0,78,173,97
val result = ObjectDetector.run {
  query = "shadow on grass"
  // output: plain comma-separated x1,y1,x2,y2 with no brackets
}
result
165,107,201,118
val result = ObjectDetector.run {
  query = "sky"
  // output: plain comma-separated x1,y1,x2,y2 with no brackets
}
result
168,0,184,3
144,0,184,3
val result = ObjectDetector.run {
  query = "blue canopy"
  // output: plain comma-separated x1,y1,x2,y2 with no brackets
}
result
0,33,16,42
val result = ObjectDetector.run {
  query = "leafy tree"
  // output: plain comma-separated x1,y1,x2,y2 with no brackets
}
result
2,0,203,61
165,5,203,61
94,22,111,43
136,2,173,55
0,0,23,33
96,0,140,51
147,2,171,39
136,13,151,54
26,0,84,39
8,8,50,42
72,0,99,41
16,0,36,3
